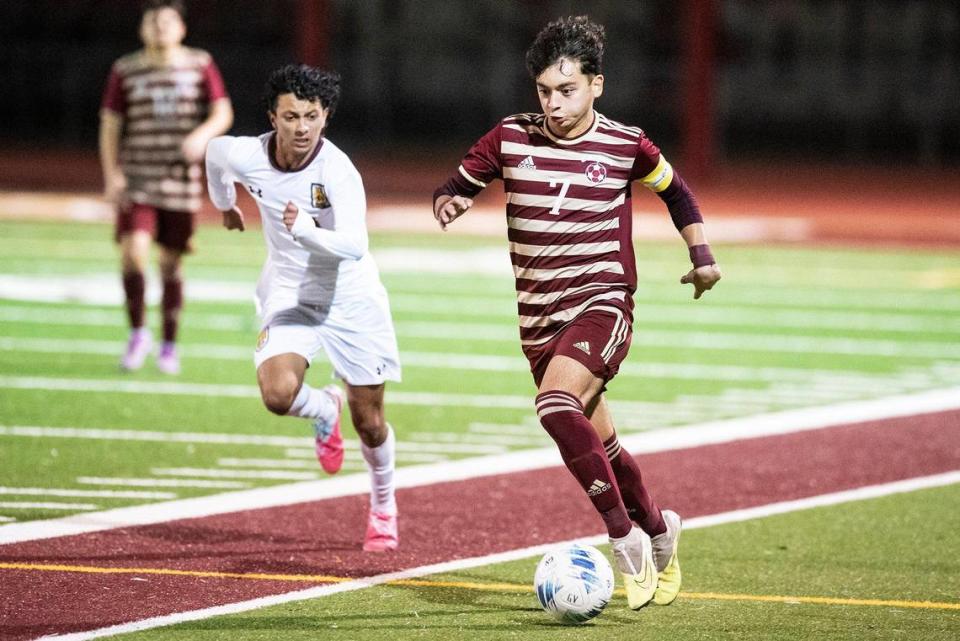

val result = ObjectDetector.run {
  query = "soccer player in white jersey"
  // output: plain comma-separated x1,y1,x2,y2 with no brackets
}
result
433,17,722,608
205,64,401,552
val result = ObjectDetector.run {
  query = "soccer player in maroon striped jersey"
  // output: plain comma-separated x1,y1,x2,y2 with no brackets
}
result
100,0,233,374
433,16,722,609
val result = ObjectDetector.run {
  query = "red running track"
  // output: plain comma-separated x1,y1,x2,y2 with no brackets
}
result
1,410,958,639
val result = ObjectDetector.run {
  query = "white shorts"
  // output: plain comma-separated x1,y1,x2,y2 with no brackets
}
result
254,292,401,386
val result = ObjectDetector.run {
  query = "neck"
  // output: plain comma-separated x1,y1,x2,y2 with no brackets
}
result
144,44,181,64
274,141,318,171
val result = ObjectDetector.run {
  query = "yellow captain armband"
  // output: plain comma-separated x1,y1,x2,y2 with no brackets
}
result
640,155,674,193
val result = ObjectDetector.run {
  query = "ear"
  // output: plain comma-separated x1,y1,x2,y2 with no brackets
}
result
591,74,604,99
268,111,277,130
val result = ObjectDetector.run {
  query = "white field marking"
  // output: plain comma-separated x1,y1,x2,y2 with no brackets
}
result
0,274,254,306
0,501,98,511
2,385,958,546
392,321,960,358
76,477,250,490
13,334,952,388
0,487,176,500
388,298,960,334
282,448,449,463
467,422,544,435
215,457,367,470
0,425,508,456
0,375,695,415
36,470,960,641
408,431,550,447
0,516,14,523
150,468,319,481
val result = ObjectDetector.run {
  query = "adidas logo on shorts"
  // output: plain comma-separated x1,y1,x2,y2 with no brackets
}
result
573,340,591,355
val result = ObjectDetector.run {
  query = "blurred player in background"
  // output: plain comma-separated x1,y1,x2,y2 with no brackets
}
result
99,0,233,374
205,64,401,552
433,16,722,609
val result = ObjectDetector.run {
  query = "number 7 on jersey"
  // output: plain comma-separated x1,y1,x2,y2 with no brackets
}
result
548,179,571,215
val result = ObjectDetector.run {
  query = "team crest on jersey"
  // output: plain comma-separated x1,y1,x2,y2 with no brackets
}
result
311,183,330,209
585,161,607,184
256,327,269,352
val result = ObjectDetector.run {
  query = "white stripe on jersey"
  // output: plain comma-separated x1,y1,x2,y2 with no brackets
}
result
502,166,627,190
458,165,487,188
509,240,620,258
513,260,625,282
507,216,619,234
519,291,627,330
517,282,615,306
507,191,626,213
122,68,204,88
500,141,634,169
597,115,644,138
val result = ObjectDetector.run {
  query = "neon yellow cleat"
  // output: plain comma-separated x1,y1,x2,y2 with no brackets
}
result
652,509,682,605
610,526,657,609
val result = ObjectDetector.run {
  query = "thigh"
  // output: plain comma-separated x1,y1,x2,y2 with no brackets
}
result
253,321,324,370
539,307,633,386
155,209,195,253
115,202,157,245
256,352,308,400
321,295,401,386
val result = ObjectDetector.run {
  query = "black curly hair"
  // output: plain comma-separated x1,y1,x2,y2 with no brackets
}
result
141,0,185,20
525,15,606,79
263,64,341,119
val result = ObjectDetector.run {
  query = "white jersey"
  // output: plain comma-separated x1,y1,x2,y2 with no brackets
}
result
205,133,382,320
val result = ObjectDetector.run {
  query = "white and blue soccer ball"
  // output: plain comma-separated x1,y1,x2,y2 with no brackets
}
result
534,543,614,624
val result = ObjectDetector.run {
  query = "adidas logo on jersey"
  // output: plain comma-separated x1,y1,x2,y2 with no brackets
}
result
573,340,591,355
588,479,612,496
518,155,537,170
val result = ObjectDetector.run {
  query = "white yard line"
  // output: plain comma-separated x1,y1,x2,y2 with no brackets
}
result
0,501,99,511
0,487,176,500
13,335,957,386
76,477,250,490
2,386,958,546
37,470,960,641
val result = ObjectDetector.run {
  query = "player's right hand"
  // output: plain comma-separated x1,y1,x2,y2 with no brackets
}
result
434,195,473,231
222,207,245,232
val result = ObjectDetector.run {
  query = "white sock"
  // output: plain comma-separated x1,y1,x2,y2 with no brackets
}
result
362,423,396,515
287,383,337,422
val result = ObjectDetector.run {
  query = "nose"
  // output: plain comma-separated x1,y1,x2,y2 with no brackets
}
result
546,92,560,111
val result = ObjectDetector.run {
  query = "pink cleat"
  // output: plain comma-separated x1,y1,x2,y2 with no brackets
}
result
156,342,181,375
313,384,344,474
120,328,152,372
363,511,399,552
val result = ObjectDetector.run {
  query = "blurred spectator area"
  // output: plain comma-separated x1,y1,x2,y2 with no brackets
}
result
0,0,958,193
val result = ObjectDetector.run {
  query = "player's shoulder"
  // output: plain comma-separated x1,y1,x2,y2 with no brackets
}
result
182,46,214,66
318,138,361,179
112,50,149,75
595,113,648,141
502,112,545,128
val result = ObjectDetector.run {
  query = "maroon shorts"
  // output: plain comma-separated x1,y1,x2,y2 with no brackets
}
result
115,203,195,252
523,306,634,387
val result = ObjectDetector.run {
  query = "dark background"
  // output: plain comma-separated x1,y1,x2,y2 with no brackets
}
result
1,0,958,170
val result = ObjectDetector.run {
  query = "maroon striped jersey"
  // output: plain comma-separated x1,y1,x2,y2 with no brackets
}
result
101,48,228,213
437,111,702,347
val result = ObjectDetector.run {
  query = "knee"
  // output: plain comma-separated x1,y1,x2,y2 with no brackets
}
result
351,414,387,448
260,384,297,415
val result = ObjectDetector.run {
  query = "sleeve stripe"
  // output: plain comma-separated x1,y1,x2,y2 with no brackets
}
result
458,165,488,189
640,154,674,193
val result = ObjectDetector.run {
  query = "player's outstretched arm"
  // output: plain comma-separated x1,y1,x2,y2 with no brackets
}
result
678,223,721,300
433,195,474,231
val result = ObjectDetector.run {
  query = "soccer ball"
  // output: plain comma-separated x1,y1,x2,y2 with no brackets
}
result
534,543,614,624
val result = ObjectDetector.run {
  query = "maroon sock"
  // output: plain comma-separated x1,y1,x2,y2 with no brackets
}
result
122,272,145,329
536,391,632,538
161,278,183,343
604,435,666,537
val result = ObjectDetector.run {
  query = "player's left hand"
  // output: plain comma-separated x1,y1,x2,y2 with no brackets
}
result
281,201,299,232
680,264,722,300
181,132,208,164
